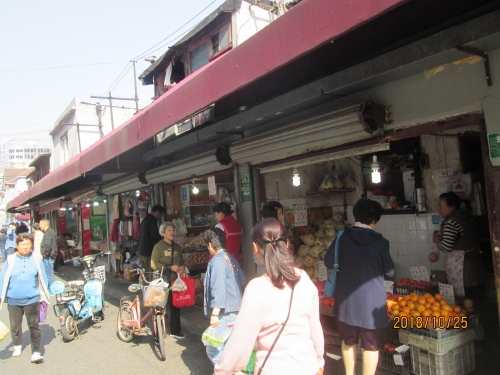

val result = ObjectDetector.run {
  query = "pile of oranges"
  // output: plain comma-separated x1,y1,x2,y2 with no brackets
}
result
387,292,467,321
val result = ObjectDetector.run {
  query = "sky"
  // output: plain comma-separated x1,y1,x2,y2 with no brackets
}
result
0,0,224,141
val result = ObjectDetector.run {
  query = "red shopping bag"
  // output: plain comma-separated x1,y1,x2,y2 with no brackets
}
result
172,277,195,308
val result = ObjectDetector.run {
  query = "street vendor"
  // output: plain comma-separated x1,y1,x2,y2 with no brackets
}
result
433,191,483,301
151,221,186,340
214,202,243,262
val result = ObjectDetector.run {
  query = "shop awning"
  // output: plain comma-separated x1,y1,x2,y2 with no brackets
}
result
6,0,407,209
38,199,62,214
14,213,31,221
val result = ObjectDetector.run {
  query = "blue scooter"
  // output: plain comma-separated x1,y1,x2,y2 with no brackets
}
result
50,251,110,341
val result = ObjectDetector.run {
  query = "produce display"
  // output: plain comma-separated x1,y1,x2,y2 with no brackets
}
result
395,277,432,289
382,337,403,353
184,233,206,247
387,292,471,330
295,213,345,281
183,251,209,265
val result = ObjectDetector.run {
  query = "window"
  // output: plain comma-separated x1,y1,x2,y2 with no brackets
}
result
211,24,230,56
189,43,209,73
9,156,13,159
60,134,69,164
9,150,13,153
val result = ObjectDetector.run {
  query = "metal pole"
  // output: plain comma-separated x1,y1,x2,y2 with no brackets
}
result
131,60,139,112
108,92,115,130
96,103,104,137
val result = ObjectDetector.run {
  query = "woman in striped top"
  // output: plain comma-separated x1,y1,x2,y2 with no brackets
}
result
433,192,483,301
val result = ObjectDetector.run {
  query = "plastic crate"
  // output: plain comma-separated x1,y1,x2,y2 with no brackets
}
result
378,349,412,375
83,265,106,283
410,342,475,375
399,325,483,355
394,285,439,296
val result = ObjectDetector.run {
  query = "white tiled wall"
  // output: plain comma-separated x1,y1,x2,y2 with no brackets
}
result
376,213,444,280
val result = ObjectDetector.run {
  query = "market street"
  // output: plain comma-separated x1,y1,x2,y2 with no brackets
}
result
0,293,214,375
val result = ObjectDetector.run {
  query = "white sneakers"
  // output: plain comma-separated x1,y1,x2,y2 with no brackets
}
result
30,352,44,363
12,345,22,357
11,346,44,363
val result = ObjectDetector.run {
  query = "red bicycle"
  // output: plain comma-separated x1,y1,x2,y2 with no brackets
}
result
116,268,169,360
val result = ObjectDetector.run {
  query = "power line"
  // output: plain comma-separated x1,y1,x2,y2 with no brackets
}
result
0,60,128,72
101,62,132,97
132,0,218,61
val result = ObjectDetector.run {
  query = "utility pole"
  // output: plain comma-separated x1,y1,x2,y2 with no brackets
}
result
131,60,139,113
96,103,104,137
90,93,136,131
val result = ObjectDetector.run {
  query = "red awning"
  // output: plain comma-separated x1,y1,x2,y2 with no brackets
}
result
39,199,62,214
8,0,407,208
14,213,31,221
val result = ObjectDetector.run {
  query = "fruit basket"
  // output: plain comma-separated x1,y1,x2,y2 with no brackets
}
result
378,348,412,375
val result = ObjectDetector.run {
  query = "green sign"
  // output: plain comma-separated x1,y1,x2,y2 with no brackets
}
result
242,191,252,203
241,174,250,188
488,133,500,159
90,215,107,241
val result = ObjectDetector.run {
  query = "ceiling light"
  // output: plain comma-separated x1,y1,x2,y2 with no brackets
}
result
371,155,381,184
292,168,300,187
93,201,99,206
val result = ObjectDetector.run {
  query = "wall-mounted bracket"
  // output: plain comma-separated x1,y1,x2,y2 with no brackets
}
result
456,46,492,86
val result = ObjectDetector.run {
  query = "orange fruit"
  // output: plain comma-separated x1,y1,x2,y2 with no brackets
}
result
431,305,440,312
440,310,450,317
432,301,441,308
392,304,400,311
423,293,432,298
398,300,407,308
410,294,419,302
441,305,452,312
392,310,400,316
439,299,448,306
421,310,432,317
434,294,443,301
403,295,411,301
425,303,432,309
402,307,411,314
431,311,440,317
417,297,426,305
453,306,462,314
407,302,415,310
411,311,421,317
416,305,426,313
426,296,435,304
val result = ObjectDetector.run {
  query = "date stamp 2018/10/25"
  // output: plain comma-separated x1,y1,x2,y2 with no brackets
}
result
393,316,468,329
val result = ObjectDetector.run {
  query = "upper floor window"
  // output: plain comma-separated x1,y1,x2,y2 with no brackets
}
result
189,43,209,74
211,24,230,56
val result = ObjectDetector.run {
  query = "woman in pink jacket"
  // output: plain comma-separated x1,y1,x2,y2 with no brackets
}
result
214,218,324,375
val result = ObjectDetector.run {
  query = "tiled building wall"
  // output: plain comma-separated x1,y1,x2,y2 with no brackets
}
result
376,213,444,280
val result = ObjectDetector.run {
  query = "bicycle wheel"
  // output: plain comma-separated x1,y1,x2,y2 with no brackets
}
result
117,301,134,342
155,314,166,361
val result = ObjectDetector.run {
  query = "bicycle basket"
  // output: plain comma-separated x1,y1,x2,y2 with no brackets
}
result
83,265,106,283
143,279,169,308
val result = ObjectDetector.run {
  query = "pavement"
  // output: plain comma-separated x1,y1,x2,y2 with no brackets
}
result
55,263,208,337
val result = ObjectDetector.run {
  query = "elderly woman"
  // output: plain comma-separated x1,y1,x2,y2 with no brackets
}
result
0,233,50,363
151,222,186,340
433,191,483,301
203,227,245,365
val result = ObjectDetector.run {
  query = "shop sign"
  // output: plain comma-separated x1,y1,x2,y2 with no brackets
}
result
90,215,106,241
438,283,455,305
293,206,308,227
208,176,216,197
384,280,394,294
488,132,500,159
240,174,252,203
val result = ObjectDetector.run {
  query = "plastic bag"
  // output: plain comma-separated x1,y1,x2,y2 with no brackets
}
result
201,326,225,347
0,320,10,342
171,274,187,292
144,278,169,308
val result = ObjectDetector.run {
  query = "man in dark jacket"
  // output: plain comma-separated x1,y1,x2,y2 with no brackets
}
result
40,219,58,285
138,205,164,274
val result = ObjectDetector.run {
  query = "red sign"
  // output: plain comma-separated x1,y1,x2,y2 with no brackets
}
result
82,202,91,255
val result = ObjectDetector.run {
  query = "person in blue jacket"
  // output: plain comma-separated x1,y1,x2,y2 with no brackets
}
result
324,198,394,375
0,233,50,363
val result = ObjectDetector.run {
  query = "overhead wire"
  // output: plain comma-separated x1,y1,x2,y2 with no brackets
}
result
101,62,132,97
0,60,128,72
131,0,218,61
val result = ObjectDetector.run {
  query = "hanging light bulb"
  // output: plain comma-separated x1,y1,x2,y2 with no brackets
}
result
192,184,199,195
85,203,90,208
292,168,300,186
371,155,381,184
103,199,107,203
93,201,99,206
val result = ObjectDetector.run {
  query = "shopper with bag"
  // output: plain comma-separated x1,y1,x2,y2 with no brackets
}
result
324,198,394,375
214,218,324,375
0,233,50,363
202,227,245,365
214,202,243,262
151,222,186,339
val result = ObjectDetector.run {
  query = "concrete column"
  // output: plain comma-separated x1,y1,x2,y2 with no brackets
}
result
234,163,256,281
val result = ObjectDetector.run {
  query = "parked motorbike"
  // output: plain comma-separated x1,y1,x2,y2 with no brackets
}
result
49,251,110,341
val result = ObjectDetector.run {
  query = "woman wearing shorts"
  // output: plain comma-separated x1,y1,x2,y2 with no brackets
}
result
324,198,394,375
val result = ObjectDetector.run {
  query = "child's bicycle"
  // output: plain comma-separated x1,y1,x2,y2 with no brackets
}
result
116,268,169,361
